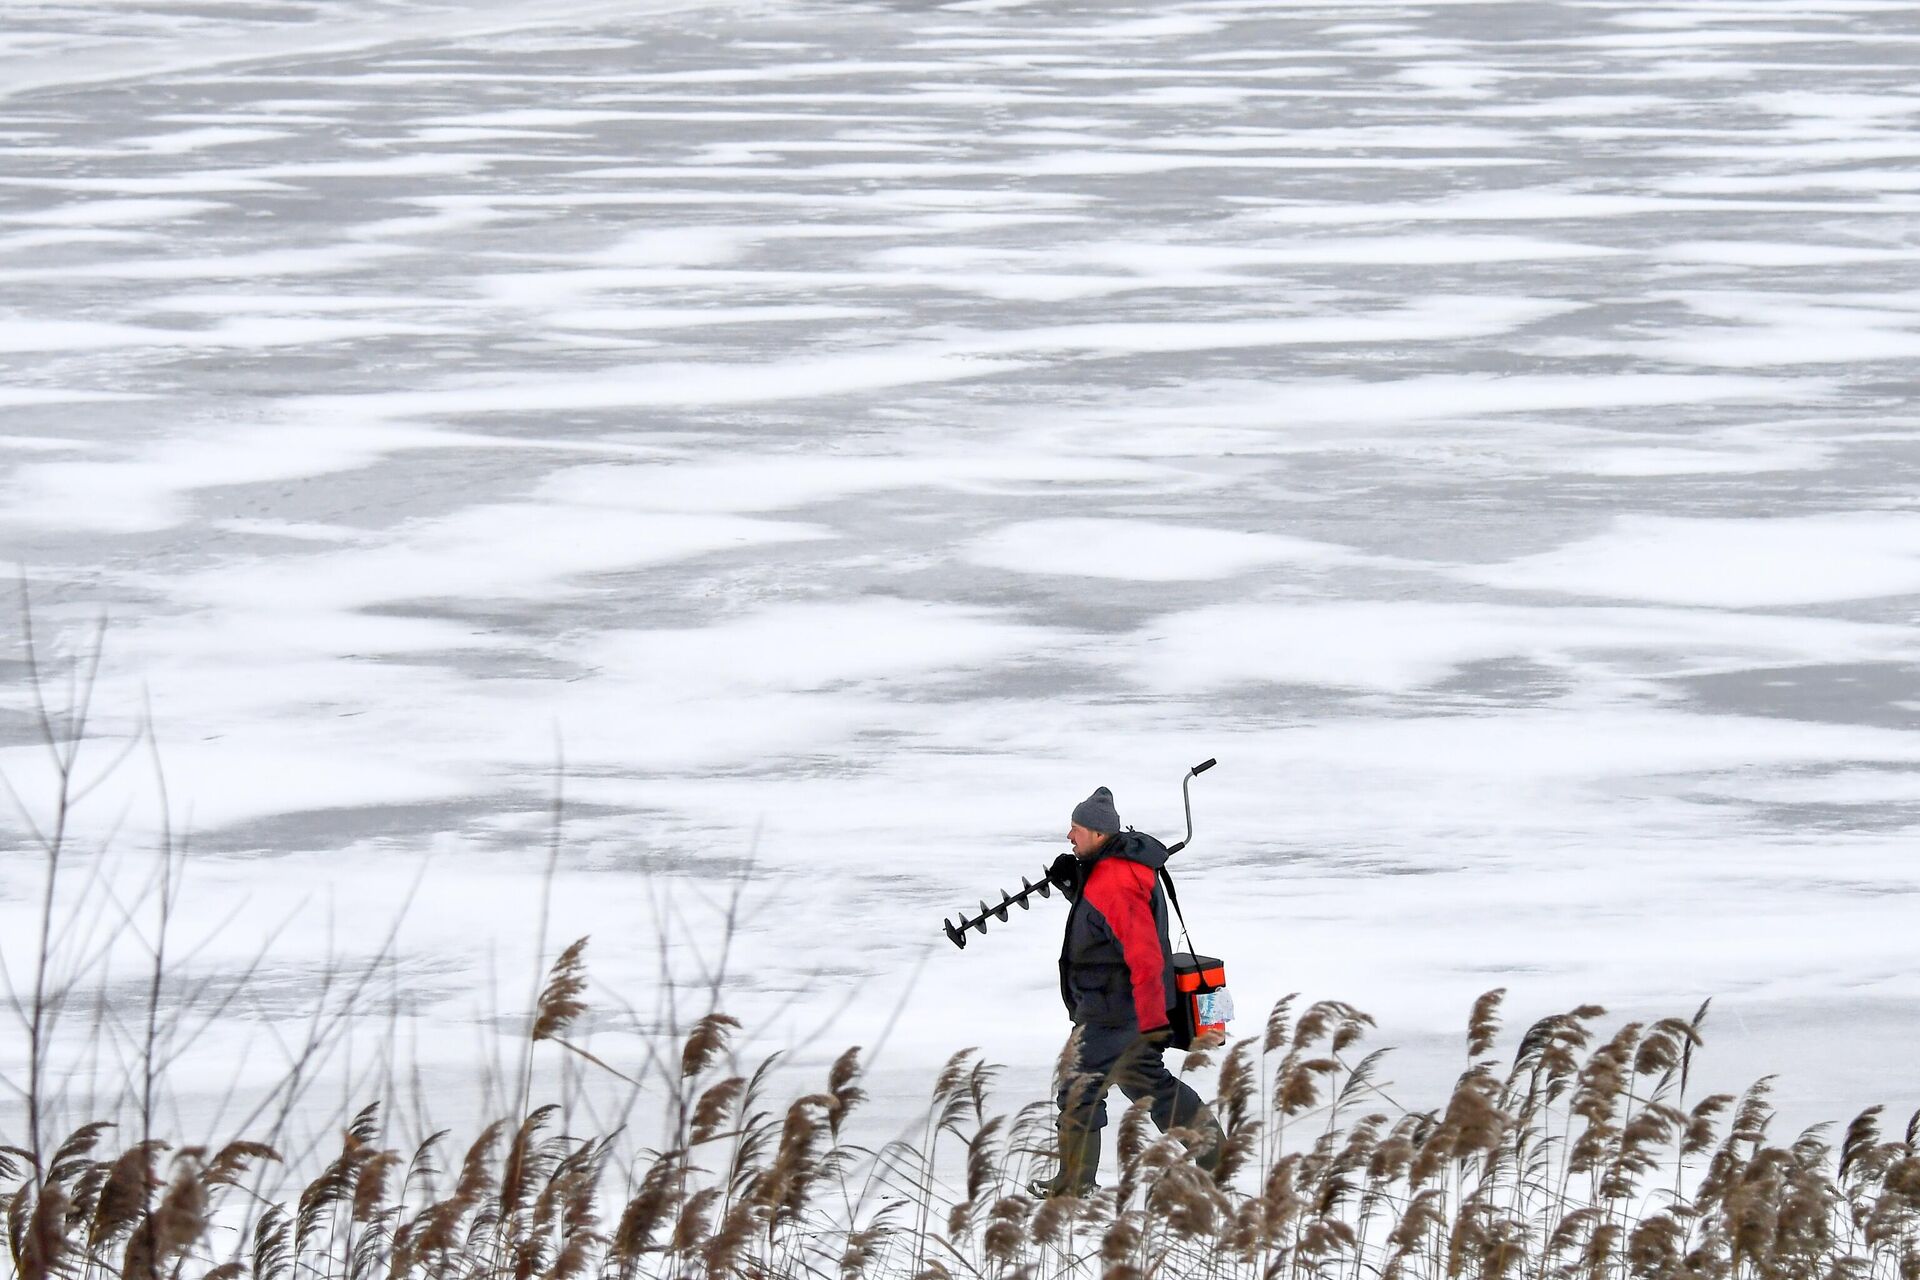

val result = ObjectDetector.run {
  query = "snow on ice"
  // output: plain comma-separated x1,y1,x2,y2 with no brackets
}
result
2,0,1919,1143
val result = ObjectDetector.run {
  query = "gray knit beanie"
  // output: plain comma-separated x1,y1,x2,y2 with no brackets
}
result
1071,786,1121,835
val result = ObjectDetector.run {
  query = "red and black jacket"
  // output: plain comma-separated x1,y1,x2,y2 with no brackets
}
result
1058,830,1177,1032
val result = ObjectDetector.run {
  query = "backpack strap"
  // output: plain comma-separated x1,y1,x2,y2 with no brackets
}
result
1158,866,1197,954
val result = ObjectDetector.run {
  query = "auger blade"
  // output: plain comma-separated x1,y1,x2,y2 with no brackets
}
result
941,864,1062,954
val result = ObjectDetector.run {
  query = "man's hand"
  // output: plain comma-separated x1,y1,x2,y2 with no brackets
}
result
1047,853,1080,897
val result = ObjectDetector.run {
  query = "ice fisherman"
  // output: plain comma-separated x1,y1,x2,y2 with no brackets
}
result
1030,785,1224,1199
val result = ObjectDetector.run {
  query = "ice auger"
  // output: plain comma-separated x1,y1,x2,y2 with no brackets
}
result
940,758,1215,950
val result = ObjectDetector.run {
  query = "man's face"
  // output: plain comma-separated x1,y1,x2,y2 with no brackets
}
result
1067,822,1109,858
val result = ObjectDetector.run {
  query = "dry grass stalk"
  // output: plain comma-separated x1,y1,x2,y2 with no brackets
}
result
610,1152,680,1267
249,1205,290,1280
681,1013,743,1080
14,1181,71,1280
1467,988,1506,1060
123,1154,207,1280
89,1140,164,1252
691,1077,748,1148
532,939,591,1045
12,963,1920,1280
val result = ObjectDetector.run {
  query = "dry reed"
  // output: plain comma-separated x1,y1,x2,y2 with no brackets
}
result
11,939,1920,1280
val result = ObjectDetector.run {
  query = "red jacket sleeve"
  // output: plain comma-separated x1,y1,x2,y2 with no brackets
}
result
1085,861,1169,1032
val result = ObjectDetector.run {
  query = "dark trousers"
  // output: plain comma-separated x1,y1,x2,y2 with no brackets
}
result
1056,1020,1208,1133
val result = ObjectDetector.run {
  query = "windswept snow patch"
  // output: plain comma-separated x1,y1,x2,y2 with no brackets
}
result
967,520,1362,581
542,456,1184,514
1125,602,1920,693
1464,515,1920,607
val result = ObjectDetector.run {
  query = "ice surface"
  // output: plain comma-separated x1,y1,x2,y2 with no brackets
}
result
1466,515,1920,608
967,520,1362,580
1125,602,1920,693
542,455,1179,513
4,0,1920,1147
173,507,834,610
3,197,226,224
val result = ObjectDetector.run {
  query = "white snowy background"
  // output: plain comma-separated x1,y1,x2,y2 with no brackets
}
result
3,0,1920,1154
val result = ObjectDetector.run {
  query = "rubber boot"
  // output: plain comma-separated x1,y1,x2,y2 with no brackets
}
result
1028,1119,1101,1199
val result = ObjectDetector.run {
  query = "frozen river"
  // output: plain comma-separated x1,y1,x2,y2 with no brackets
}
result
3,0,1920,1154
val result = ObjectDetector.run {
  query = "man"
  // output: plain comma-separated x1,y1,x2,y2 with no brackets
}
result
1031,785,1222,1199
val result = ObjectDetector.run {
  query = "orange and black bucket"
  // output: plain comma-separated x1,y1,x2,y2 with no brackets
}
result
1170,952,1231,1049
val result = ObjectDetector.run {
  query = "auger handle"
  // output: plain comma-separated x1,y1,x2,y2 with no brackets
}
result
1165,757,1217,856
